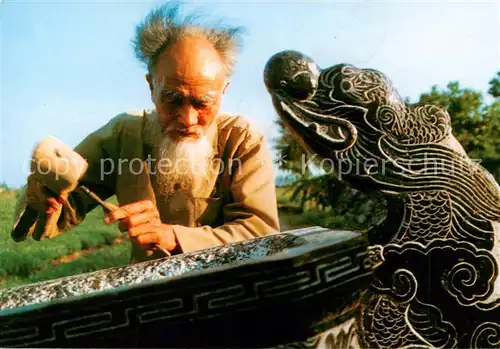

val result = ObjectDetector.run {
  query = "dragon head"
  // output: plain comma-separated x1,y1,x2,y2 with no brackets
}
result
264,50,458,183
264,50,363,159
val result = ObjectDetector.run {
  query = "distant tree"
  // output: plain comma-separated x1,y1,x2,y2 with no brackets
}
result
488,71,500,98
417,75,500,179
273,118,325,211
273,118,319,179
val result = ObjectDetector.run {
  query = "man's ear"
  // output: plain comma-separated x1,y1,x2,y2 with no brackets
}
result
222,80,230,95
146,74,154,93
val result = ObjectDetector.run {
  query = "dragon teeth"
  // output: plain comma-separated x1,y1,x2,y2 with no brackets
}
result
308,122,320,131
338,126,345,139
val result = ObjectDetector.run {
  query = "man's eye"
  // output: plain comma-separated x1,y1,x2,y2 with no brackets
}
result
192,100,212,109
161,92,182,105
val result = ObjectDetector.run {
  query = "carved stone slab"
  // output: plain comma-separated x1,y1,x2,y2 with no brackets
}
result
0,227,374,348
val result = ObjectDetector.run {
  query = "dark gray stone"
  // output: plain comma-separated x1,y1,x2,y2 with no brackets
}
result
0,227,373,348
265,50,500,349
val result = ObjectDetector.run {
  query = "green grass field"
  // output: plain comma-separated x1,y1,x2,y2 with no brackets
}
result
0,190,131,290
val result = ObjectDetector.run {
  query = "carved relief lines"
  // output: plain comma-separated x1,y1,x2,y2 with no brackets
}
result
257,256,358,298
0,325,47,347
53,309,131,339
323,256,361,284
315,317,360,349
137,297,188,324
194,270,314,313
117,284,254,326
340,66,390,105
361,248,384,270
0,253,363,347
402,192,452,243
439,243,497,307
406,299,457,348
276,317,360,349
259,265,316,297
203,283,257,310
366,295,420,348
484,220,500,304
0,310,132,347
470,322,500,349
450,204,493,246
143,256,363,317
257,270,317,298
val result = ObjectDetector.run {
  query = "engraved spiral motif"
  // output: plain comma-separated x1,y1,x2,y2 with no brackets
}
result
373,268,418,303
377,105,401,137
446,256,497,306
391,269,418,303
340,66,389,105
471,322,500,349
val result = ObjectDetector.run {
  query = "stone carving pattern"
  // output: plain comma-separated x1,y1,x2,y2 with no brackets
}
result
0,233,304,311
264,50,500,348
277,317,360,348
0,231,371,347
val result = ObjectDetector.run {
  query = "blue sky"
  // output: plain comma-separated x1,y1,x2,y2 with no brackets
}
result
2,0,499,188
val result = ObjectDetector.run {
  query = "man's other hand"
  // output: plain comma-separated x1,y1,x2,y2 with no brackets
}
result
26,174,66,215
104,200,177,252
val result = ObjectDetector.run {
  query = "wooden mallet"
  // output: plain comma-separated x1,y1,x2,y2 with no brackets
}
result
11,136,171,256
12,136,89,241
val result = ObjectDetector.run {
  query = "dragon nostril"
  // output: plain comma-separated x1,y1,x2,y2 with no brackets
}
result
281,73,318,101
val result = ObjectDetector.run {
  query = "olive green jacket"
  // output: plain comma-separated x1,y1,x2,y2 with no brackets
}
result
12,110,280,262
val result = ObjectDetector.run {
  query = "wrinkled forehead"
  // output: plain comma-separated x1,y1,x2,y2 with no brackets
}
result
151,61,227,99
154,58,225,83
152,76,224,102
152,37,227,85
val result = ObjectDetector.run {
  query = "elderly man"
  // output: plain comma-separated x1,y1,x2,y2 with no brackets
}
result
12,3,280,263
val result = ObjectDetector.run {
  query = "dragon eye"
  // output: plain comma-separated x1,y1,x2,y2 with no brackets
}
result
281,72,318,101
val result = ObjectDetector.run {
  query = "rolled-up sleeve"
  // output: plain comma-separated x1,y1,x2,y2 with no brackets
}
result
172,132,280,253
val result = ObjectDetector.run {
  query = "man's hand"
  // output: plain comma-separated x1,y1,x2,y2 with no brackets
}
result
26,174,66,215
103,200,177,252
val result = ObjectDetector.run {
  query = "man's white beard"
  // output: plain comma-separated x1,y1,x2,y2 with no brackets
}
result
154,134,214,196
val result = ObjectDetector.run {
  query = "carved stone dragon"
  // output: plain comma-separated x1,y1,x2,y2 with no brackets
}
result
264,50,500,348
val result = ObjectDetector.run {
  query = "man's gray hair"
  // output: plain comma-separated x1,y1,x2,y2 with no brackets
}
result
132,1,245,77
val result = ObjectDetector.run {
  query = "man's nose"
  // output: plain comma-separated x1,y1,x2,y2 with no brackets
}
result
177,105,198,128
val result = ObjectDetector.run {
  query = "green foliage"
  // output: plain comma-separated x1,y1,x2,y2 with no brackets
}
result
273,119,320,178
287,175,386,228
1,243,131,289
488,71,500,98
417,77,500,178
293,210,359,230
